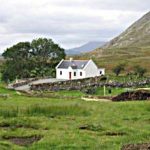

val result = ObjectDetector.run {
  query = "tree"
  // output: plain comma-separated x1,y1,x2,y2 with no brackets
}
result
112,64,125,76
2,42,31,81
133,65,147,78
30,38,65,77
2,38,66,82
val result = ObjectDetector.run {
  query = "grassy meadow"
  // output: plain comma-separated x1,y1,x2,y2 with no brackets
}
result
0,83,150,150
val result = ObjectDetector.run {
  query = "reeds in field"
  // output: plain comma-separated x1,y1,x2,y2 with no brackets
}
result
0,107,19,118
0,104,90,118
25,104,90,117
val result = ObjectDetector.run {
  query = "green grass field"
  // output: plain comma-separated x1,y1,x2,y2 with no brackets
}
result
0,84,150,150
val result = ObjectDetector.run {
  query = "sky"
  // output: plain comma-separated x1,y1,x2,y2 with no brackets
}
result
0,0,149,53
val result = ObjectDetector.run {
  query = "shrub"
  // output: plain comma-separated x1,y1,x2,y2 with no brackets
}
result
133,65,147,77
113,64,125,76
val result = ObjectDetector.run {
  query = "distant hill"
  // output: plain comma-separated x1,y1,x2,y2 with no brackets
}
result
66,41,106,55
75,11,150,74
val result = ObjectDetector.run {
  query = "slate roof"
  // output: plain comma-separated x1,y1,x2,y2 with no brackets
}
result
58,60,89,69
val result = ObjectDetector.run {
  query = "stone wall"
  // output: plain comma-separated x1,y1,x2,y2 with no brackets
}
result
31,76,106,91
30,77,150,91
11,78,38,88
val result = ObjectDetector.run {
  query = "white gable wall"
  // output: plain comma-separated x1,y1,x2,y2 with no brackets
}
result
83,60,99,78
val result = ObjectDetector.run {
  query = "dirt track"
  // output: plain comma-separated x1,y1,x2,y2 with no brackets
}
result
81,96,111,102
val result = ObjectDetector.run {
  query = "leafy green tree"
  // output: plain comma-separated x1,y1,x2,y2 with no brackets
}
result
2,42,31,81
30,38,65,77
112,64,125,76
2,38,65,82
133,65,147,78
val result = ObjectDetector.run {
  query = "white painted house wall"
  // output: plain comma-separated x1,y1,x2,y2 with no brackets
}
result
98,68,105,76
56,68,86,80
56,59,105,80
84,60,99,78
56,68,70,80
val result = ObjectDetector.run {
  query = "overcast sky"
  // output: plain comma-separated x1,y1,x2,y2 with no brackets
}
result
0,0,149,53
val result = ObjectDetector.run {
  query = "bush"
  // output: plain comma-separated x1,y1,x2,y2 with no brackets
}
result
133,65,147,77
113,64,125,76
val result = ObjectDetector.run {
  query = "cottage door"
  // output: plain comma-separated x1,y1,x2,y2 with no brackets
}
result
69,72,72,80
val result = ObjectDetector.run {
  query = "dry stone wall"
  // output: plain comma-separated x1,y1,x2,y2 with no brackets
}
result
12,78,38,88
30,77,150,91
31,76,106,91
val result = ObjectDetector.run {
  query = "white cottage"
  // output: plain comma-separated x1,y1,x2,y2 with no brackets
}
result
56,58,105,80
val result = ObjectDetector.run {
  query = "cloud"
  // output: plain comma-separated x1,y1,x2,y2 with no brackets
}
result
0,0,149,53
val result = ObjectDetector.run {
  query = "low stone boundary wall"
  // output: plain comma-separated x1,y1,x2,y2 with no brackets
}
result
30,77,150,91
10,76,53,88
31,76,106,91
105,79,150,88
11,78,38,88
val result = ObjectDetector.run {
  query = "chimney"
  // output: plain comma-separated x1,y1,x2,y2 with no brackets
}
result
70,57,73,62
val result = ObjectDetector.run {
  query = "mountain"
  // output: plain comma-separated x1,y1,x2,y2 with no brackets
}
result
103,11,150,48
65,41,106,55
76,11,150,74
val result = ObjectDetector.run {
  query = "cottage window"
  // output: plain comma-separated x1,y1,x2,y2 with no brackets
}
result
60,71,62,75
74,72,76,76
80,72,82,76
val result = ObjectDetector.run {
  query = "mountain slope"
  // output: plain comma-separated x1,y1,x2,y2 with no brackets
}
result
66,41,105,55
103,11,150,48
76,11,150,74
